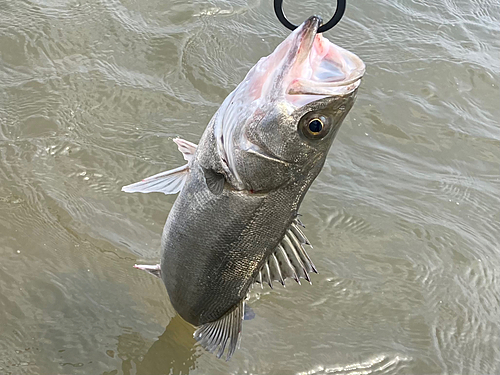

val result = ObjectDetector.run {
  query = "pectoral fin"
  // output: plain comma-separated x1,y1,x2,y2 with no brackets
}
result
194,300,244,361
121,164,189,195
255,218,317,288
202,167,225,195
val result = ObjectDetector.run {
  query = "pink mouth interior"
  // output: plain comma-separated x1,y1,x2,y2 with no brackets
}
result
286,34,364,103
236,26,364,108
308,35,349,82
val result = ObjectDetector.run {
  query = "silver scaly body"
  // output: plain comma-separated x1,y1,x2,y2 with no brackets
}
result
123,16,365,360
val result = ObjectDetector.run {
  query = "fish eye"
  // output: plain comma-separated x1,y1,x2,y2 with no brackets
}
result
299,114,330,140
308,119,323,134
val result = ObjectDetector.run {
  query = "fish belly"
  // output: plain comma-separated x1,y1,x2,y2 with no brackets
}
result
160,164,301,326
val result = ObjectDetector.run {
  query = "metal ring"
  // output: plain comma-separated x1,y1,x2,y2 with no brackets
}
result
274,0,347,33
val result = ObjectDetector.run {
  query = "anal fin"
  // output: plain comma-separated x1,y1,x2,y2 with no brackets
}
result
254,217,317,288
194,300,244,361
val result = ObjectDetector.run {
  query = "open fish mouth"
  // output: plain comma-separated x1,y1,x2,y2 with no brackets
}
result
227,16,365,110
269,15,366,104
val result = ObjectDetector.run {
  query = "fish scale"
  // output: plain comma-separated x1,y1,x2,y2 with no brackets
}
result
162,164,312,324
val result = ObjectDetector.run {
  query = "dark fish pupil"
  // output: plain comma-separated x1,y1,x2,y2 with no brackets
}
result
309,119,323,133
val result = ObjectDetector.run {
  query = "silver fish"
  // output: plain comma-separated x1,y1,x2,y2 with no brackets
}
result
123,16,365,360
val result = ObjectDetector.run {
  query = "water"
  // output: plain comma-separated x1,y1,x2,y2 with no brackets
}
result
0,0,499,373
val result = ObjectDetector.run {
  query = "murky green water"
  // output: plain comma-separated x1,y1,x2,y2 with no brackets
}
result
1,0,499,374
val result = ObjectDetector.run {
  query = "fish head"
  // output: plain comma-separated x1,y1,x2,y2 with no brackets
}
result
214,16,365,191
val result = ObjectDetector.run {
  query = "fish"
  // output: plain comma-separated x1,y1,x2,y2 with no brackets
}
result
122,15,365,360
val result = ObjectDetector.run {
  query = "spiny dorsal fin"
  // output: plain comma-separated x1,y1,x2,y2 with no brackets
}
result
202,167,225,195
134,264,162,278
173,138,197,162
255,218,317,288
121,137,196,195
194,300,244,360
121,164,189,195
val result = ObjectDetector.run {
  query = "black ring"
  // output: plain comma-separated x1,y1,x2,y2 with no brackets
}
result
274,0,347,33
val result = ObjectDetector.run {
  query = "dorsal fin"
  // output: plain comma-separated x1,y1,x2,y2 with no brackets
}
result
134,264,162,278
173,138,197,162
255,218,317,288
121,137,197,195
193,299,244,360
121,164,189,195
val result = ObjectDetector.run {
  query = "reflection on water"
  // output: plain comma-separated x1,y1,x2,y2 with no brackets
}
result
0,0,499,373
103,316,198,375
138,316,198,375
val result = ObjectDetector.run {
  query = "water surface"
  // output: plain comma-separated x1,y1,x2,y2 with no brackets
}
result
0,0,499,374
